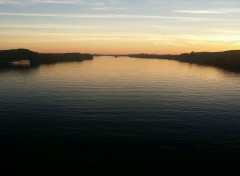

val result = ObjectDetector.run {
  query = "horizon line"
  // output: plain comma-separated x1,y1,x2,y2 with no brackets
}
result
1,48,240,56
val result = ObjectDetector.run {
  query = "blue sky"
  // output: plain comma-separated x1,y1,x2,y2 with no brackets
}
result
1,0,240,54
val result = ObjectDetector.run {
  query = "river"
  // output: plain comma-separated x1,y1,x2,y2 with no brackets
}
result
0,56,240,170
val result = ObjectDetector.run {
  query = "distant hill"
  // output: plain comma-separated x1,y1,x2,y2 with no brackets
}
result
0,49,93,67
130,50,240,72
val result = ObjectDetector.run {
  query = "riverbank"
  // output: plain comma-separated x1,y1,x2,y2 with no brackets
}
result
130,50,240,72
0,49,93,68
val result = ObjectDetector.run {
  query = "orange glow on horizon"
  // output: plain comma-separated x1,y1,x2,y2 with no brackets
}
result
1,39,240,55
1,1,240,54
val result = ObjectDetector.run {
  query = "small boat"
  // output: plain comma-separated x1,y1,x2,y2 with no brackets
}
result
10,60,31,67
0,60,31,68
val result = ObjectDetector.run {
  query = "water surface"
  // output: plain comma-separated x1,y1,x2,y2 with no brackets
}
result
0,56,240,170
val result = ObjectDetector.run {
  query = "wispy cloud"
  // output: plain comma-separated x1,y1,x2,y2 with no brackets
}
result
0,0,22,5
0,12,219,22
0,0,119,5
31,0,84,4
0,0,84,5
174,8,240,14
0,0,124,11
90,7,126,11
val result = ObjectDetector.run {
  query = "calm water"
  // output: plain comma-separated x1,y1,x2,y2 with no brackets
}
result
0,56,240,170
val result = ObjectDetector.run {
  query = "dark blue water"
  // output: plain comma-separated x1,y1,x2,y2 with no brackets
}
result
0,57,240,171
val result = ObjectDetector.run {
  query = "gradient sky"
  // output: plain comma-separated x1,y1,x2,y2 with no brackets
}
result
1,0,240,54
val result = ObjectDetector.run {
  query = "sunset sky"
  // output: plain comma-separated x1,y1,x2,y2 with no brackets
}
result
1,0,240,54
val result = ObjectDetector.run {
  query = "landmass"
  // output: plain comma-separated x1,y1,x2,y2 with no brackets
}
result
0,49,93,68
130,50,240,72
1,49,240,71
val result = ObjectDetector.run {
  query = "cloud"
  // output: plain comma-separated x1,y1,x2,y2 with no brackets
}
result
0,12,212,22
0,0,120,5
0,0,22,5
91,7,126,11
174,8,240,14
31,0,84,4
0,0,123,11
0,0,84,5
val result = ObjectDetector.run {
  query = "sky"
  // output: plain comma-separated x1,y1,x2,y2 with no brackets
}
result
0,0,240,54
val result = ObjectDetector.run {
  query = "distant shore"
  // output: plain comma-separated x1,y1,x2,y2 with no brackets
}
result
1,49,240,72
129,50,240,72
0,49,93,68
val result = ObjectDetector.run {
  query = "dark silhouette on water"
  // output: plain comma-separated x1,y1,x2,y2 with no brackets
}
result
1,48,240,72
0,49,93,67
130,50,240,72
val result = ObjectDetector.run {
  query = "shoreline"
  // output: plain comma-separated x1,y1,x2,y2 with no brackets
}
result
0,49,93,68
129,50,240,72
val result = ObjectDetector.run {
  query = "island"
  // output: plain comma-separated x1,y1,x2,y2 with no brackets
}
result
0,49,93,68
129,50,240,72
